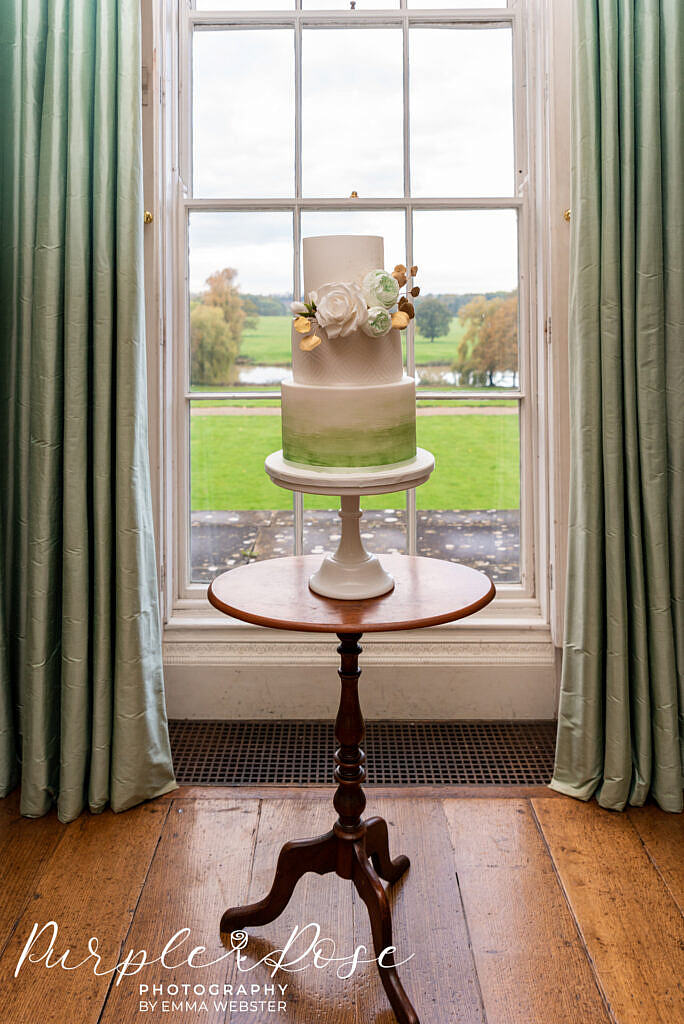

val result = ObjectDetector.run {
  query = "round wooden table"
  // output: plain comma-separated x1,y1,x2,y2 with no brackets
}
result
209,554,495,1024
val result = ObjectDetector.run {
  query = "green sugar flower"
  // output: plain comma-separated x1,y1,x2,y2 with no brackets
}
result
361,269,400,310
361,306,393,338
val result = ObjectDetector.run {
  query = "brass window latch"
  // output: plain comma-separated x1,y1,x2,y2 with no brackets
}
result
144,210,154,224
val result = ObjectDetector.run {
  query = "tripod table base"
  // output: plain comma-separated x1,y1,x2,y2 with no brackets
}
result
218,634,419,1024
220,817,415,1024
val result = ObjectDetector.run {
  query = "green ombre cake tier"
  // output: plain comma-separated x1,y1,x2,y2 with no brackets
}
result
281,377,416,468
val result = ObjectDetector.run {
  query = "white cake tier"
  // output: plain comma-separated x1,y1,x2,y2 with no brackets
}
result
282,376,416,468
303,234,383,295
291,324,403,386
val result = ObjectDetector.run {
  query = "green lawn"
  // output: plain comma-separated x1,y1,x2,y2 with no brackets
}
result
236,314,470,368
191,413,519,512
239,316,291,365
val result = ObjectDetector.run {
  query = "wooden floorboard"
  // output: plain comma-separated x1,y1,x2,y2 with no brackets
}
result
627,804,684,915
0,802,169,1024
167,785,561,801
0,792,64,960
444,798,611,1024
354,796,486,1024
99,798,260,1024
226,798,356,1023
533,797,684,1024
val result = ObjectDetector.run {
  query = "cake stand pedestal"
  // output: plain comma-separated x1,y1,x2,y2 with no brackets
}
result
264,447,435,600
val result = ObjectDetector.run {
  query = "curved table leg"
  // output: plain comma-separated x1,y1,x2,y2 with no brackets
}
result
365,815,411,885
352,843,420,1024
220,829,337,937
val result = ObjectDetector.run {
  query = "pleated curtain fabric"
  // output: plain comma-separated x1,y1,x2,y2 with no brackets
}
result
551,0,683,812
0,0,177,821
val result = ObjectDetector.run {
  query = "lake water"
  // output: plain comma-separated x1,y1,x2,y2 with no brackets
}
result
238,365,291,385
238,365,518,388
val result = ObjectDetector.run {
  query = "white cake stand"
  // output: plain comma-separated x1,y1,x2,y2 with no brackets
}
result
264,447,435,599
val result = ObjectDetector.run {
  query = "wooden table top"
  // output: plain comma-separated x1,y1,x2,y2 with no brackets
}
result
208,554,495,634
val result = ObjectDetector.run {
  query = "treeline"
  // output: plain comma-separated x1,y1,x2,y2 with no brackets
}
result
415,291,513,316
241,294,292,316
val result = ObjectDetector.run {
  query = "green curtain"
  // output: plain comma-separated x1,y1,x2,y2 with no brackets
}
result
0,0,177,822
551,0,683,812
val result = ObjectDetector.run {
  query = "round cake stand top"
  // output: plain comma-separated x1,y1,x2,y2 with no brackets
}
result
208,554,495,633
264,447,435,496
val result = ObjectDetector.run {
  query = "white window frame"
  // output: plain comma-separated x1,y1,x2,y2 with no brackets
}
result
146,0,568,653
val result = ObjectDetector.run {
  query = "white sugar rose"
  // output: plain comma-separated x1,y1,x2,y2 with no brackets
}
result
361,269,400,310
311,281,368,339
362,306,393,338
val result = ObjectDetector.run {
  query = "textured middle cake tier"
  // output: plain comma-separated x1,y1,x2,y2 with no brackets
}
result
291,323,404,386
281,376,416,468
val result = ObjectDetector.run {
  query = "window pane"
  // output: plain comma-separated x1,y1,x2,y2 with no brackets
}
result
410,28,514,197
302,30,403,197
190,401,293,581
188,211,293,391
193,29,295,197
416,401,520,582
412,209,518,388
303,494,407,557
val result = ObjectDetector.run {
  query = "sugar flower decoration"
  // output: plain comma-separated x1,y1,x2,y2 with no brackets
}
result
361,270,400,310
293,316,313,334
310,281,368,339
291,259,419,349
362,306,393,338
299,333,322,351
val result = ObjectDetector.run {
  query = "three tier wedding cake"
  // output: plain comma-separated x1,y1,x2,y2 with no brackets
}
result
281,234,419,470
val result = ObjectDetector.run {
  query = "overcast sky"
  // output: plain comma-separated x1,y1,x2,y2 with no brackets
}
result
190,22,517,296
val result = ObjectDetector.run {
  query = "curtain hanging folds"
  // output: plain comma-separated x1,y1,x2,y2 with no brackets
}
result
0,0,177,821
552,0,683,812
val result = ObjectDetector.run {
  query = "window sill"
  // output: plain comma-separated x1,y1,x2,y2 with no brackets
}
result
162,599,554,668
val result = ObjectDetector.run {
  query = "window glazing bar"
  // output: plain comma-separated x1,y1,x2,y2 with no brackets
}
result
183,196,523,210
189,11,516,27
185,391,524,402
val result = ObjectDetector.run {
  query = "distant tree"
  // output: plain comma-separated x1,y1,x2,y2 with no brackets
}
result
190,302,239,386
189,267,256,385
242,295,259,324
454,293,518,387
415,298,452,343
204,266,256,340
242,293,289,316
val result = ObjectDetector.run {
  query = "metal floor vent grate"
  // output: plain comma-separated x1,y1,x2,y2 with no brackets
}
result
169,720,557,786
